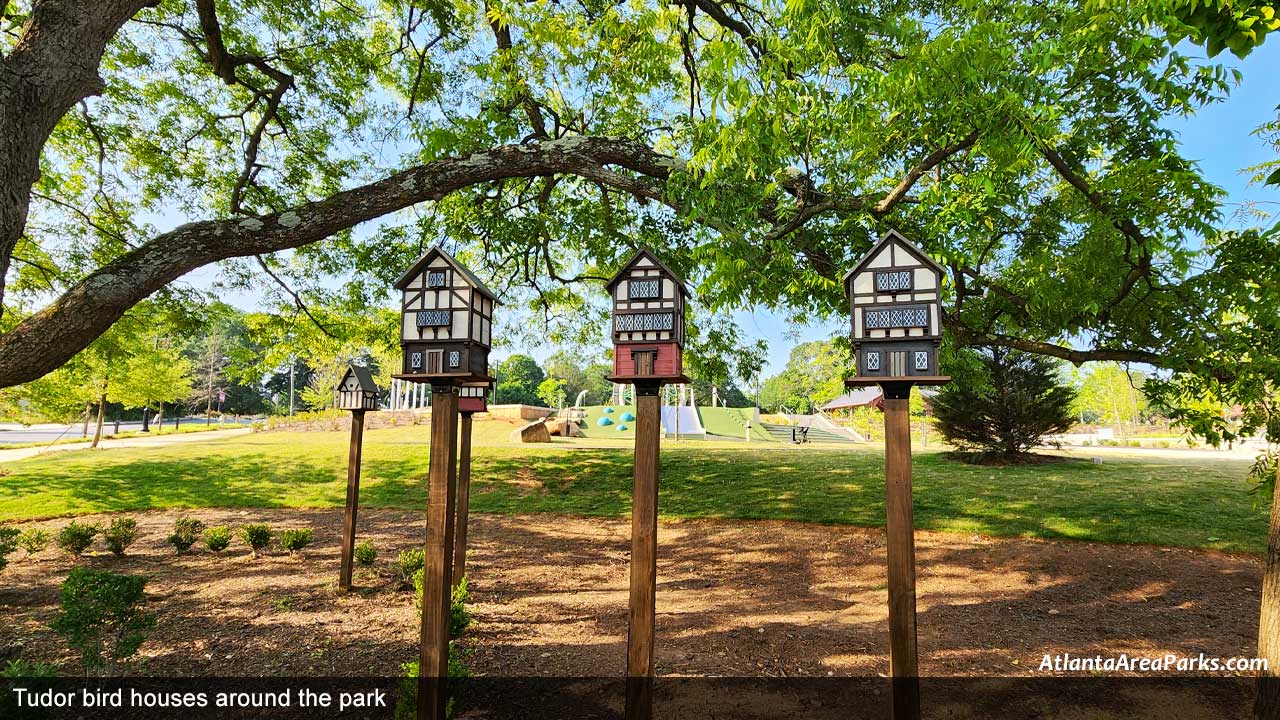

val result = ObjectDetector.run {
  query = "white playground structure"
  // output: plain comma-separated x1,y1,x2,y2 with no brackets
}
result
603,382,714,438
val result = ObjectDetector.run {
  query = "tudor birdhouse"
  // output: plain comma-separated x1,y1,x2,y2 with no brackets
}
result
458,382,489,414
394,246,496,382
843,230,946,382
606,249,689,382
335,365,380,411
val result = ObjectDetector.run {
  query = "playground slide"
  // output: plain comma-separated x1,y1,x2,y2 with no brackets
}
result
660,405,705,437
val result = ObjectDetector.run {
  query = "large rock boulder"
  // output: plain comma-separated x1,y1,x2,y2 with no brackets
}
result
512,418,553,443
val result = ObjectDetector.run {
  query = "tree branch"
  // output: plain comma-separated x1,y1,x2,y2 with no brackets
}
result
0,135,680,387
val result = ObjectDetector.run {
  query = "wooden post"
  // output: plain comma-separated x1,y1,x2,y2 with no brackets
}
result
452,412,474,588
338,409,366,592
418,384,459,720
625,383,661,720
882,382,920,720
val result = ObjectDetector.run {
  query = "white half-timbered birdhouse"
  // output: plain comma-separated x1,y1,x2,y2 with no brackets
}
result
394,246,497,382
335,365,380,411
605,249,690,382
843,230,946,382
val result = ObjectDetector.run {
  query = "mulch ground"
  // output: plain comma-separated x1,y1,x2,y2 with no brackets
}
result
0,509,1264,716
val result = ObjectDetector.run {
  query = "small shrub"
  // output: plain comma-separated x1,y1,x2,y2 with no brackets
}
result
18,528,50,557
203,526,232,552
102,518,138,557
166,518,204,554
354,541,376,566
240,524,272,558
49,567,155,676
0,527,18,573
279,528,313,556
56,522,98,558
397,548,424,586
0,658,58,677
413,570,472,639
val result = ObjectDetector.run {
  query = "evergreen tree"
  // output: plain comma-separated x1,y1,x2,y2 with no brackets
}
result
932,348,1077,460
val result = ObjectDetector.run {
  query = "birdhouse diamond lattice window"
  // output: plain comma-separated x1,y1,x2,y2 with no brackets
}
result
606,249,690,382
843,230,945,380
395,246,497,381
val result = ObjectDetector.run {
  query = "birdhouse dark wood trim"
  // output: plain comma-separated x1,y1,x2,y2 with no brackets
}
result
605,248,690,384
843,230,949,386
394,245,497,385
335,365,380,411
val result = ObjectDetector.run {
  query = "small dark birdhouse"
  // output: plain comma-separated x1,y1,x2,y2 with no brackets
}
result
458,382,489,413
844,230,947,384
606,249,690,383
335,365,380,411
394,245,497,383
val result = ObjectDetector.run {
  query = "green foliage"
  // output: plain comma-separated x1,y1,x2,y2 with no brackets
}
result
354,541,377,566
17,528,50,557
0,527,18,573
535,377,566,410
1073,364,1150,426
101,517,138,557
413,571,472,639
203,526,232,553
50,568,155,675
933,348,1077,460
1161,0,1279,58
278,528,313,555
166,518,204,553
397,548,425,586
758,340,847,413
0,659,58,678
239,524,272,558
107,338,194,419
494,355,546,406
56,522,98,558
1249,450,1278,507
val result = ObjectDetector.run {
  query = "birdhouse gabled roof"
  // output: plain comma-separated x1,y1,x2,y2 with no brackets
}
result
394,245,498,301
841,229,945,290
343,364,378,392
605,248,692,296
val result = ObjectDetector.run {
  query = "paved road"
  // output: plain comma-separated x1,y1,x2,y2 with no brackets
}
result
0,426,253,463
0,417,251,445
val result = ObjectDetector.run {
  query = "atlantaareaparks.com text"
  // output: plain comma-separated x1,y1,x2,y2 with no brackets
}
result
1039,653,1268,673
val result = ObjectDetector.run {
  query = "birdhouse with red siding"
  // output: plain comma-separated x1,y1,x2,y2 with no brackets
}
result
393,246,496,384
458,382,489,413
606,249,689,383
843,229,947,384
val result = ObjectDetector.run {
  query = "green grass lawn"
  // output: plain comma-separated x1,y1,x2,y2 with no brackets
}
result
0,422,1267,553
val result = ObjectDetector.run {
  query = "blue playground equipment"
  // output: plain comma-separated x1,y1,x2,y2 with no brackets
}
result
603,406,615,414
597,416,614,426
617,424,628,431
621,412,636,422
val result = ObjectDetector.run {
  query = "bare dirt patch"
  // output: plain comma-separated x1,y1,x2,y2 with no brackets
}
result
0,509,1261,682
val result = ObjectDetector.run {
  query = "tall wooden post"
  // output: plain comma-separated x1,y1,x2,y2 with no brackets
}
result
452,412,474,588
882,382,920,720
419,384,459,720
625,383,661,720
338,409,366,592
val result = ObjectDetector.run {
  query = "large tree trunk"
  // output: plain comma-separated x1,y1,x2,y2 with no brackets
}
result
89,391,106,448
1256,463,1280,720
0,1,156,315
